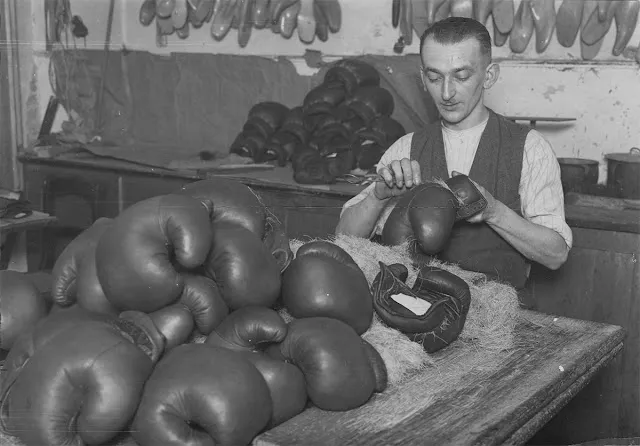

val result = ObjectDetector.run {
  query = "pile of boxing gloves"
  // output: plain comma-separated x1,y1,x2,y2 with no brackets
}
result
0,174,484,446
230,58,406,184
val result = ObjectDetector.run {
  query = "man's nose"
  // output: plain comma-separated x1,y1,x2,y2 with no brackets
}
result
442,78,455,101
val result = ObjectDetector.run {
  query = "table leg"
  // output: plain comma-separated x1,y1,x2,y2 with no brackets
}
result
1,232,29,272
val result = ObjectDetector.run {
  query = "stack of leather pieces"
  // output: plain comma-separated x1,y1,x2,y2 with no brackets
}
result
231,59,406,185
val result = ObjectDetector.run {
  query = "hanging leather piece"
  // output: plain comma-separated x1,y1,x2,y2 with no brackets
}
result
580,1,607,60
296,0,316,44
510,0,534,53
434,0,452,22
473,0,493,24
530,0,556,53
171,0,188,29
426,0,449,26
493,0,515,34
582,1,619,45
279,1,300,38
412,0,430,40
493,19,509,46
450,0,473,18
236,0,254,47
612,0,639,56
556,0,584,47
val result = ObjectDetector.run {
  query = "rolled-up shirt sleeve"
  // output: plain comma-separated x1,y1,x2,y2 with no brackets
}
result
520,130,573,250
339,133,414,237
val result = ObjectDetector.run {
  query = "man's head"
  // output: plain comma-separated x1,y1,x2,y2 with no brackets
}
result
419,17,499,129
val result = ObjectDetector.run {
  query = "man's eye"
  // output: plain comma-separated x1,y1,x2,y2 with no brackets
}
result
427,76,440,82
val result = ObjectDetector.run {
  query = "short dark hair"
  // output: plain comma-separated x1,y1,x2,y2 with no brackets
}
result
419,17,492,62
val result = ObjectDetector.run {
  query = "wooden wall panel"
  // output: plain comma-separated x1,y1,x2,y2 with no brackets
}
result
524,229,640,444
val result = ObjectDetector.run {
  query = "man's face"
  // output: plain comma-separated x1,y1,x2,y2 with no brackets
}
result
420,37,495,128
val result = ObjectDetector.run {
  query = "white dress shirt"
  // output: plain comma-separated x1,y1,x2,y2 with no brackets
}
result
341,119,573,249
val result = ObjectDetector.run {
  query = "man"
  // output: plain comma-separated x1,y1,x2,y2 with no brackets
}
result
336,17,571,289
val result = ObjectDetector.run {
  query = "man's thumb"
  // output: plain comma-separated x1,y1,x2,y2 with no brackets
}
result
451,170,462,177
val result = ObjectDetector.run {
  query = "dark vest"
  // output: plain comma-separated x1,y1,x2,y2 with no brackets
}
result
410,109,531,289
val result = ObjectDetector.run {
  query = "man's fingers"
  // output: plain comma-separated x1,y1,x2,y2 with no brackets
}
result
400,158,413,188
379,166,395,188
390,161,404,188
410,160,422,185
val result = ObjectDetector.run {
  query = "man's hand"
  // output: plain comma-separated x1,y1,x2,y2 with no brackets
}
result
375,159,422,200
451,171,498,223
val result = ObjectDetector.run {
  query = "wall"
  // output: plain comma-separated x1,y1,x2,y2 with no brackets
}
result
23,0,640,182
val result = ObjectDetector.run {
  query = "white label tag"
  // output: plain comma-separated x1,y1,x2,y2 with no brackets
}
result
391,293,432,316
361,140,375,146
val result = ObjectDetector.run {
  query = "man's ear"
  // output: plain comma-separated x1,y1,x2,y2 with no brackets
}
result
483,62,500,90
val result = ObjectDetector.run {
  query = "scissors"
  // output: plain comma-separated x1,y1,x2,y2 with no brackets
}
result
336,173,384,186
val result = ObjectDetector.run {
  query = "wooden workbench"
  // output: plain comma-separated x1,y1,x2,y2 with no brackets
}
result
0,309,622,446
253,310,623,446
16,151,640,442
1,211,57,271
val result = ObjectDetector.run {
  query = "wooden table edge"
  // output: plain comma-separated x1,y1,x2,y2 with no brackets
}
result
505,339,624,446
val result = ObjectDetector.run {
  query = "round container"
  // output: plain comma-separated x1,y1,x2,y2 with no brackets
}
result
557,158,599,194
605,148,640,199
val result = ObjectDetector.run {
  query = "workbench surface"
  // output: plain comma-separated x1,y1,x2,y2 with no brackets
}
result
254,310,623,446
19,152,640,234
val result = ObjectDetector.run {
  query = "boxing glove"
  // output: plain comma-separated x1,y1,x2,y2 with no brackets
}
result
206,306,287,351
279,106,309,145
138,304,195,350
0,309,165,446
361,338,389,392
445,174,488,220
311,123,352,157
282,240,373,334
179,178,292,273
382,175,487,254
344,86,395,125
178,273,229,335
292,148,335,184
326,150,356,179
95,194,212,313
371,262,471,353
178,178,266,236
262,217,294,273
302,85,346,118
353,115,405,149
202,221,282,310
51,217,117,316
240,352,308,428
262,131,298,166
323,59,381,94
0,270,49,351
266,317,384,411
230,131,268,160
247,101,290,132
131,344,272,446
380,181,458,255
119,274,227,351
352,116,406,171
312,111,342,135
333,103,367,132
261,106,310,166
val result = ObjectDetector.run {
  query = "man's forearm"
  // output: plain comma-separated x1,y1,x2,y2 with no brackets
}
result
487,202,569,270
335,191,389,238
